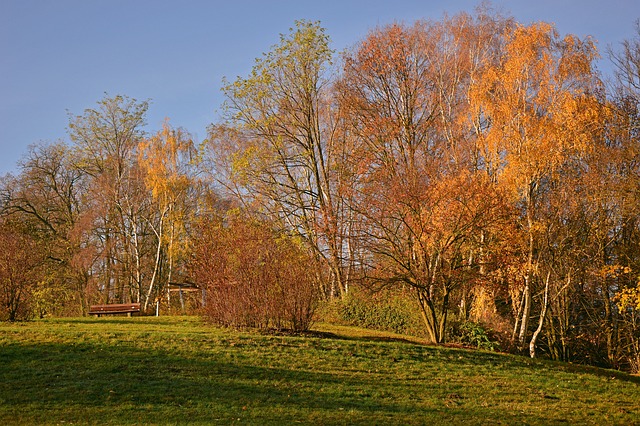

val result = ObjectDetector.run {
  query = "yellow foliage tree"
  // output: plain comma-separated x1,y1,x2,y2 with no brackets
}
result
138,120,197,311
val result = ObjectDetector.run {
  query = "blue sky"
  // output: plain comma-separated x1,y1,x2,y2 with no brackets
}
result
1,0,638,175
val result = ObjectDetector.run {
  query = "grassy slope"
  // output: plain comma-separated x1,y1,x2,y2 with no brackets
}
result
0,317,638,425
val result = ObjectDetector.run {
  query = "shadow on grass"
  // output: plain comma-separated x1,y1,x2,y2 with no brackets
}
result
3,317,639,424
0,340,430,424
256,325,640,387
0,338,591,425
430,345,640,385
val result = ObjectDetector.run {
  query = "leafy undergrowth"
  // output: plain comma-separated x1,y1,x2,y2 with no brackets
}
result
1,317,638,425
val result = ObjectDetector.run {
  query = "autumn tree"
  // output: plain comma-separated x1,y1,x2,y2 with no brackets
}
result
470,22,603,355
0,218,46,321
138,120,198,310
69,94,149,304
2,95,205,315
209,20,350,297
0,142,89,315
599,21,640,370
609,20,640,97
337,12,511,343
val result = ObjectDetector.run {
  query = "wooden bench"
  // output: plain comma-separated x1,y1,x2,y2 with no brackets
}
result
89,303,141,317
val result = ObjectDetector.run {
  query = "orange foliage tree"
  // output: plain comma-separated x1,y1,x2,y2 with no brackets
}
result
337,13,512,343
470,22,603,354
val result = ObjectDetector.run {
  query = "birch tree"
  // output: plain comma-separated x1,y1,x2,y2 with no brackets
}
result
69,94,149,303
138,120,197,310
470,22,602,353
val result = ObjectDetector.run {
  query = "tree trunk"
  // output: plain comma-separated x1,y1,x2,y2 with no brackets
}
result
143,212,165,311
530,271,550,358
438,286,450,343
512,288,525,341
519,183,536,348
417,289,440,343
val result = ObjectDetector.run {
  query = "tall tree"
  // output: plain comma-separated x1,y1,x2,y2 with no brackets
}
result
210,20,349,297
69,94,149,304
1,142,88,315
0,219,45,321
603,21,640,370
470,22,602,353
337,12,511,343
138,120,198,310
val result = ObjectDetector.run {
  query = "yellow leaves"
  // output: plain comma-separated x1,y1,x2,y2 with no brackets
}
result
138,119,195,202
600,264,632,278
600,265,640,312
229,145,261,185
223,20,332,133
617,285,640,311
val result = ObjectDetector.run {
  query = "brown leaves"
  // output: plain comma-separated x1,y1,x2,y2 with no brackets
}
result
0,220,46,320
190,214,319,331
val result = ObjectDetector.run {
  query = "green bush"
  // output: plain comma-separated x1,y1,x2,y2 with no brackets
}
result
321,289,424,336
319,290,501,350
450,320,499,351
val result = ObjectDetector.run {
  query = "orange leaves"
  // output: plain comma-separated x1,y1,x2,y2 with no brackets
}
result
340,14,516,271
353,22,428,80
138,120,195,202
339,20,439,157
415,171,509,252
470,20,602,197
600,264,632,279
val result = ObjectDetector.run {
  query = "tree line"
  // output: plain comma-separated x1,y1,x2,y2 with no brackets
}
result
2,8,640,371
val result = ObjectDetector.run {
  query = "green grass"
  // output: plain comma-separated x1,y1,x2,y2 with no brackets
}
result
1,317,639,425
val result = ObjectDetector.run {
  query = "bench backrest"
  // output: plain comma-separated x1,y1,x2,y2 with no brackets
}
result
89,303,141,313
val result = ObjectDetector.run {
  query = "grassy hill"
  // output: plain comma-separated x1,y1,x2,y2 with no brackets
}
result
1,316,638,425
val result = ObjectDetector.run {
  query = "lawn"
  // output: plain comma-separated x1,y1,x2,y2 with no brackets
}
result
1,316,638,425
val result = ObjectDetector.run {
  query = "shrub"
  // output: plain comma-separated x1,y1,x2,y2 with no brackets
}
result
321,288,425,336
190,215,319,332
450,320,499,351
0,223,45,321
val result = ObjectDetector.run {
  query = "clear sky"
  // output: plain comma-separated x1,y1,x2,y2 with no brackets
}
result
1,0,638,175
